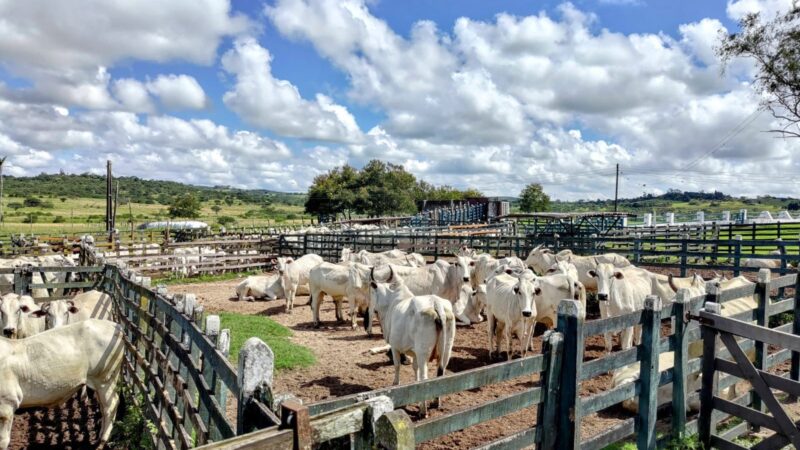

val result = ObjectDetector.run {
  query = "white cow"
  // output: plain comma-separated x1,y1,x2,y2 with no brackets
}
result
345,263,376,331
36,290,113,328
0,293,44,339
235,275,285,302
526,246,630,291
742,250,782,269
532,273,587,330
367,268,455,415
277,254,324,312
309,262,350,327
0,319,125,450
433,256,477,325
612,352,702,413
485,270,540,360
590,263,652,352
340,247,422,267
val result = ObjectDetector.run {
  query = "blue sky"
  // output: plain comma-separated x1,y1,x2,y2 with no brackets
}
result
0,0,797,199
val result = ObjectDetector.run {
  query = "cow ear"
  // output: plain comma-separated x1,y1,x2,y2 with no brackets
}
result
588,270,597,278
68,306,79,314
614,271,624,280
30,310,48,318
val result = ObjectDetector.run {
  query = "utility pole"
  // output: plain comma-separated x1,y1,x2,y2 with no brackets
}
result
614,163,620,212
106,160,113,240
0,156,6,226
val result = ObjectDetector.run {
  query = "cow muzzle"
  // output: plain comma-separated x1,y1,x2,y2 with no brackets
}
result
2,328,15,338
522,311,532,318
597,293,608,301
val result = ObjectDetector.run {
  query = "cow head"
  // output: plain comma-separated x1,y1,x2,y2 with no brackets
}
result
35,300,80,328
275,257,293,276
0,294,40,338
525,245,555,275
513,272,540,318
453,255,474,283
588,262,617,302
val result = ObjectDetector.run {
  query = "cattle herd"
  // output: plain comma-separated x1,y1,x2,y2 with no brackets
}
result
232,243,760,417
0,238,765,449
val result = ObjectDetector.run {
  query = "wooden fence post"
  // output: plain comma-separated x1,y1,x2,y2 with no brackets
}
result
671,289,690,439
791,272,800,402
778,238,787,297
538,330,564,450
353,395,394,449
733,235,742,277
201,314,220,440
698,302,721,448
634,233,642,265
753,268,770,423
281,399,311,450
556,299,584,450
679,233,689,277
637,295,661,450
238,337,275,435
375,409,415,450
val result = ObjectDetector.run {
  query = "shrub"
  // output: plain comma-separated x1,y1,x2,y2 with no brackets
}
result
286,213,298,220
23,196,42,207
52,215,65,223
8,202,23,210
22,214,38,223
218,216,236,226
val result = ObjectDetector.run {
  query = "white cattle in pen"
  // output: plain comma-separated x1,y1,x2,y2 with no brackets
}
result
742,249,782,269
433,256,477,325
341,247,422,267
277,253,324,312
532,273,587,330
0,293,45,339
612,352,702,413
234,274,285,302
345,262,377,330
590,263,652,352
309,262,350,327
485,270,539,360
36,290,113,329
0,319,125,450
367,268,455,416
526,246,630,291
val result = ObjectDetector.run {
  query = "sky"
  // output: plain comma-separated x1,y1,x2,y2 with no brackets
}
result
0,0,798,200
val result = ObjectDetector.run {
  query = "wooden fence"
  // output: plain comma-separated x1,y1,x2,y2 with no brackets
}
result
697,300,800,449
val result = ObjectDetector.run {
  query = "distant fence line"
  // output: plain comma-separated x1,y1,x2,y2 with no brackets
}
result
276,232,797,276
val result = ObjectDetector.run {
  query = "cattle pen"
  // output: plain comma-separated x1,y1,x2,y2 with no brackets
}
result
3,228,800,449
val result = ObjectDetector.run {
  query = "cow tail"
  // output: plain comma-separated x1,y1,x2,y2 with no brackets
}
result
433,299,453,377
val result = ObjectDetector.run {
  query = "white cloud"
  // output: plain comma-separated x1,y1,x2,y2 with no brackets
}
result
0,0,248,109
221,37,362,143
113,79,154,113
727,0,795,20
145,74,207,110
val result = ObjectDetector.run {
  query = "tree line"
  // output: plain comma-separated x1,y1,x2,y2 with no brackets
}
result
304,160,486,219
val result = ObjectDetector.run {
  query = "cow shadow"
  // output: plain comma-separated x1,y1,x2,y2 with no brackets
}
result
302,376,373,397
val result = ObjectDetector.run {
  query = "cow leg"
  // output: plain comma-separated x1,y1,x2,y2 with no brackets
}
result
417,350,430,417
600,302,612,352
311,290,322,328
0,404,13,450
334,297,344,323
89,377,120,446
392,349,402,385
506,327,513,361
620,327,634,350
486,313,495,359
286,285,296,312
634,324,642,346
349,297,358,329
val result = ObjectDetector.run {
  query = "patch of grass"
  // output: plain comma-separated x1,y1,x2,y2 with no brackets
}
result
219,311,315,371
154,270,262,286
602,442,636,450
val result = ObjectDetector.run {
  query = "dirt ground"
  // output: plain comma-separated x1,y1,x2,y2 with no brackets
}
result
10,394,102,450
167,275,645,449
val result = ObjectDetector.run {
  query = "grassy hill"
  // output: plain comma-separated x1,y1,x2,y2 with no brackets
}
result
5,173,306,206
1,173,310,235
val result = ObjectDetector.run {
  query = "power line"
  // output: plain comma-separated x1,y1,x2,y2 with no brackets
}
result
682,109,763,171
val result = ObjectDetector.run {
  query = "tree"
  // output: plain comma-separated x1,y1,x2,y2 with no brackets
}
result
168,193,201,219
211,204,222,216
518,183,550,213
718,7,800,137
